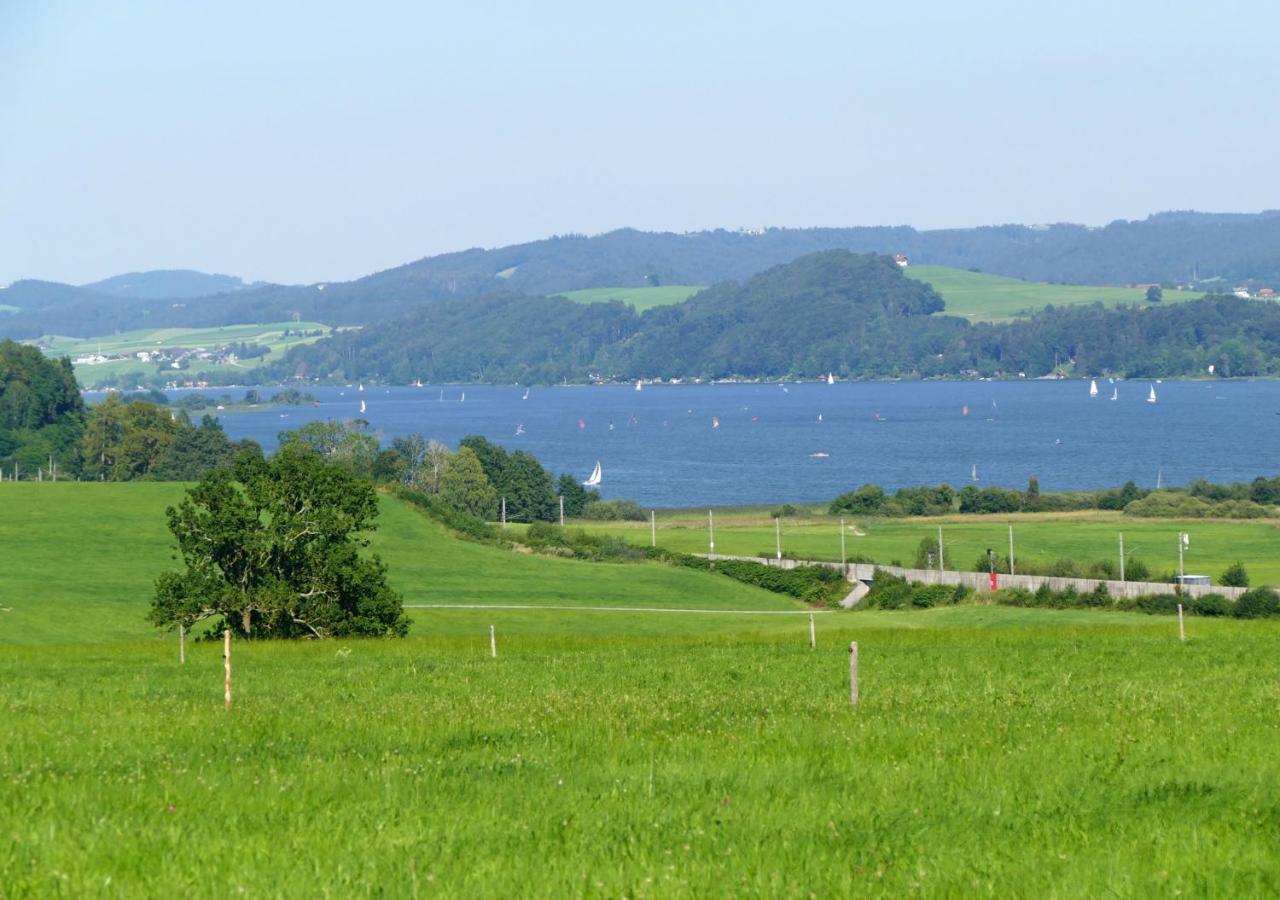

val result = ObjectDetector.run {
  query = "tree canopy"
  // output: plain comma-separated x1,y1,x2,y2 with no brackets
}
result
149,446,407,639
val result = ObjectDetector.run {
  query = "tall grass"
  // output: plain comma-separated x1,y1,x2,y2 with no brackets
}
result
2,610,1278,895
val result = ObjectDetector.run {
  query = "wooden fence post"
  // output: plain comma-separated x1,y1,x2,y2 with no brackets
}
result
179,623,185,665
223,629,232,710
809,613,816,650
849,641,859,706
1177,603,1186,642
490,624,497,658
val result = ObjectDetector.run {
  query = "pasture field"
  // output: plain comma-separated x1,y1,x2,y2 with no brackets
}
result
0,484,792,646
553,285,703,311
905,265,1202,323
3,610,1279,895
4,484,1280,894
36,322,336,388
531,508,1280,585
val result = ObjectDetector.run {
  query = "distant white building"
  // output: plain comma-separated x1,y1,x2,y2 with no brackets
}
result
893,254,910,268
1233,287,1251,299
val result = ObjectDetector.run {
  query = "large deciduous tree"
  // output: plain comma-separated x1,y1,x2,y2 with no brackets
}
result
149,445,407,639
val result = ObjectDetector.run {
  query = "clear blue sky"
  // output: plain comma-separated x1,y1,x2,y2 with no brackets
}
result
2,0,1277,285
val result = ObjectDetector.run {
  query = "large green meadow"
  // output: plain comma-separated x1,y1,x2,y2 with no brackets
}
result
904,266,1202,323
3,485,1279,895
550,267,1205,324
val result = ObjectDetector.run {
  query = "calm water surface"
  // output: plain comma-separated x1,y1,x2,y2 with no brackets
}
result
195,380,1279,508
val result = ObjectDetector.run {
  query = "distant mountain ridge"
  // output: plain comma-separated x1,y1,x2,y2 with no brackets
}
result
5,209,1280,340
81,269,256,300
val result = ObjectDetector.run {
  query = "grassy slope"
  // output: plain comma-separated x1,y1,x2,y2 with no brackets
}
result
534,509,1280,585
906,265,1202,323
37,321,335,387
554,285,703,311
0,484,794,646
2,613,1277,894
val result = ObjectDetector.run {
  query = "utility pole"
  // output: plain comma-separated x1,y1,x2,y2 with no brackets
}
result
1008,523,1015,576
937,525,945,571
501,496,506,529
708,510,715,562
774,517,782,560
650,510,656,547
1119,532,1125,582
1177,532,1188,589
559,495,564,527
839,518,846,568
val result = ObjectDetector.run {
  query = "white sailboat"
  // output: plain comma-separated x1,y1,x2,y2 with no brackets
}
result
635,380,643,391
826,372,835,385
1089,379,1098,397
971,464,978,481
515,423,525,436
1110,387,1118,401
438,389,444,402
412,379,424,388
359,400,366,414
1147,385,1157,404
522,388,530,400
460,392,466,403
582,461,602,487
358,383,364,392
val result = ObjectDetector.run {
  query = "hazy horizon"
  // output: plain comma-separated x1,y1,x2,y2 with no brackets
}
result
4,1,1278,286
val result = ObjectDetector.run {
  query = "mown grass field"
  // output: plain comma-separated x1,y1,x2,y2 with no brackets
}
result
36,322,336,388
554,285,703,311
527,508,1280,586
4,484,1280,894
905,265,1202,323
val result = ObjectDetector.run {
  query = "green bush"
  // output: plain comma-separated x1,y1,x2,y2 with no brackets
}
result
580,499,646,521
862,570,913,610
1220,562,1250,587
647,548,846,606
770,504,800,518
1233,587,1280,619
1190,593,1232,617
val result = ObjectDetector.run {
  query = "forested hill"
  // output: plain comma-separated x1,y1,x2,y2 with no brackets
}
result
272,250,1280,383
7,210,1280,340
371,210,1280,294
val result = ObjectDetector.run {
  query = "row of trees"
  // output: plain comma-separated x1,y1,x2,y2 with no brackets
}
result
830,476,1280,519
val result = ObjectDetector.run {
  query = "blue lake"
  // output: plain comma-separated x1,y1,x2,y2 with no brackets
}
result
197,380,1279,508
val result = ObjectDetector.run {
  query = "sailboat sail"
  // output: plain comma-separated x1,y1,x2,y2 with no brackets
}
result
635,380,643,391
1111,387,1118,401
826,373,835,385
1089,379,1098,397
582,461,602,487
522,388,530,400
1147,385,1157,403
971,464,978,481
359,400,366,414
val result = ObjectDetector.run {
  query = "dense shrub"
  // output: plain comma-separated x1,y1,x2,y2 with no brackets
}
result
861,570,913,609
771,504,801,518
1220,562,1250,588
523,522,644,562
1232,587,1280,619
581,499,646,521
648,548,848,606
1189,593,1231,617
397,488,502,544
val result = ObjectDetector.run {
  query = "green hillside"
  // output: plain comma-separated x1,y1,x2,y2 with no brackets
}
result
554,284,702,311
0,483,793,645
906,265,1203,322
36,321,337,387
